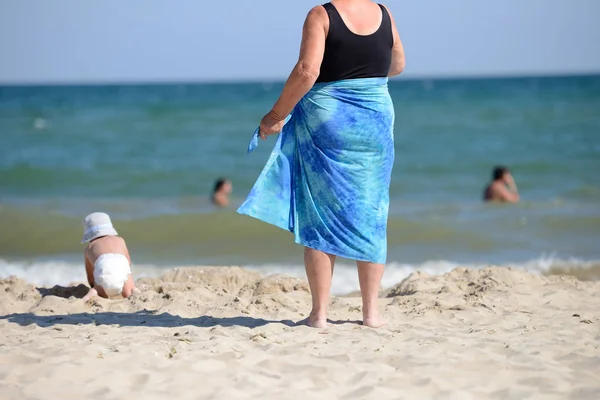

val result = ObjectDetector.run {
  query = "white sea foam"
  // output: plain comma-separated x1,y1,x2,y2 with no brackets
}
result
1,256,596,295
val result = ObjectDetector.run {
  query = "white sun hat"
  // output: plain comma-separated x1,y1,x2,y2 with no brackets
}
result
81,212,119,243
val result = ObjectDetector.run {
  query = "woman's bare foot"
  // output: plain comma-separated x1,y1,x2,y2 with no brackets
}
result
297,314,327,329
362,316,386,329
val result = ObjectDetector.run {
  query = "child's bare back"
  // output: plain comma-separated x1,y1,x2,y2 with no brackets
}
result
81,213,137,300
86,235,128,262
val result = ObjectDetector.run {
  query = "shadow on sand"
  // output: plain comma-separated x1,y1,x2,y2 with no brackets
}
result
0,310,362,330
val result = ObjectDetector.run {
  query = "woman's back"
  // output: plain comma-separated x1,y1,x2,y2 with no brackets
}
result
316,0,393,83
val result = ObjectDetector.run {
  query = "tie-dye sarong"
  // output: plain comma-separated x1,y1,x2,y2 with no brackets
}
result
237,77,395,263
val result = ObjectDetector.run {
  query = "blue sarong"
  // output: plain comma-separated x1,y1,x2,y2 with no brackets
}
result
237,77,395,263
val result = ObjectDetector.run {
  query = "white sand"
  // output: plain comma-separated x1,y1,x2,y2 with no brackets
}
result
1,266,599,399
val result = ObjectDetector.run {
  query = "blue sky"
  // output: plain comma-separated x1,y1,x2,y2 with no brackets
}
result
1,0,599,83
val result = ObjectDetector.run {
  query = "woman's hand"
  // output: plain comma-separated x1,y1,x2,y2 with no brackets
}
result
259,110,286,140
503,173,516,188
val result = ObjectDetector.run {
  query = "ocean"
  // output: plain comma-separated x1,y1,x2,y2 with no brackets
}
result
1,75,599,293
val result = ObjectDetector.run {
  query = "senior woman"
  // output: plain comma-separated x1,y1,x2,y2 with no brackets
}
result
238,0,405,328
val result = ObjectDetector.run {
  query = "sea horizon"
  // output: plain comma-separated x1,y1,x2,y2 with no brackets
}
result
1,70,599,88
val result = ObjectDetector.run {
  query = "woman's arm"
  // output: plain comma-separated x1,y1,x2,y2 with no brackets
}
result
503,174,520,202
383,5,406,77
260,6,328,136
494,184,520,203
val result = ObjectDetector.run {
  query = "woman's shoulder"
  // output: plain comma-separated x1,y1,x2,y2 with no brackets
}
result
378,3,392,14
377,3,397,30
306,4,329,21
302,4,329,32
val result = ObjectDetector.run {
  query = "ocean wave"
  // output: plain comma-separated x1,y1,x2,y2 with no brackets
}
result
1,256,598,295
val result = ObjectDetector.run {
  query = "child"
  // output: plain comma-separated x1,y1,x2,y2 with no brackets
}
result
81,212,138,301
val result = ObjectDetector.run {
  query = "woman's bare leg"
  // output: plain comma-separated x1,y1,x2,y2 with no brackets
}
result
357,261,386,328
302,247,336,328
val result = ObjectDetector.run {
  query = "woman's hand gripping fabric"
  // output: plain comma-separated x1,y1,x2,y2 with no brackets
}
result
259,111,286,140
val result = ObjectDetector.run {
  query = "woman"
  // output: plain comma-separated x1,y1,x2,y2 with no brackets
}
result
483,166,520,203
238,0,405,328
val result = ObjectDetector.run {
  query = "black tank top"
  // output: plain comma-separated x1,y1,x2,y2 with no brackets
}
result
316,2,393,83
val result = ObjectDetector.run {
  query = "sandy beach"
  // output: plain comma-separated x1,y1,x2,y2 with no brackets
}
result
0,266,599,399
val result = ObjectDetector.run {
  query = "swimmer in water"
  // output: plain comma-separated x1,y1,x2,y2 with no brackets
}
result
483,166,520,203
212,178,232,207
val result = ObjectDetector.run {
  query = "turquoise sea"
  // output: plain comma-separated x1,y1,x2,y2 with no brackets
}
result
1,75,599,293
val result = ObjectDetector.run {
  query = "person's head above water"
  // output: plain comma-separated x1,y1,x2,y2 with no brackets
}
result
484,166,519,203
212,178,232,207
492,166,510,182
213,178,232,195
